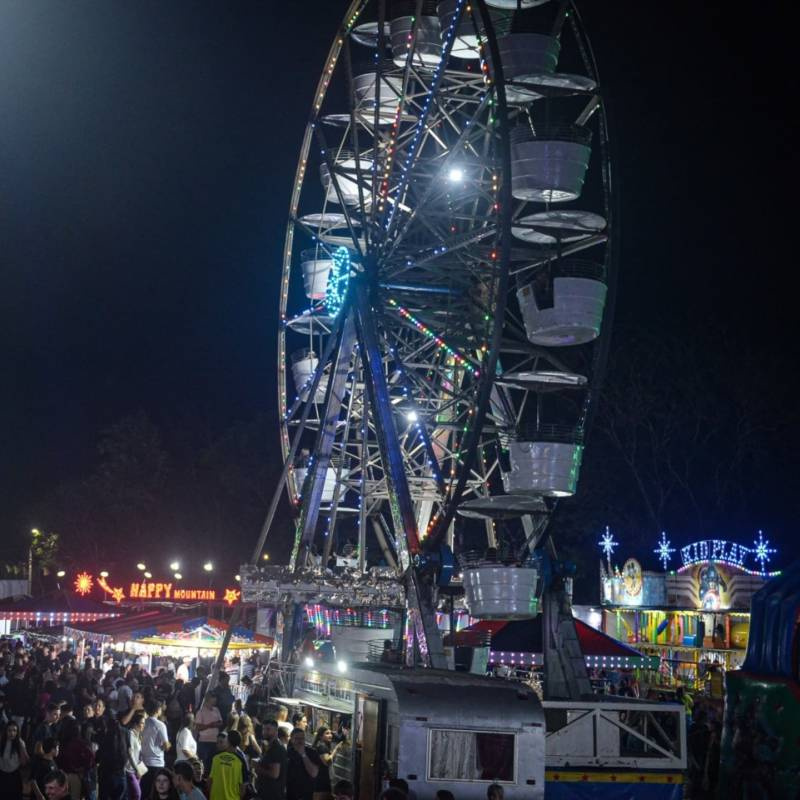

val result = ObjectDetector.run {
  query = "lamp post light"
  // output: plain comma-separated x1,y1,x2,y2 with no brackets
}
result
28,528,41,596
169,561,180,572
136,563,146,572
174,572,182,580
203,562,213,572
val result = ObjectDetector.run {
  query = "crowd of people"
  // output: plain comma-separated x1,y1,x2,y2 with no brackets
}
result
0,636,358,800
2,629,723,800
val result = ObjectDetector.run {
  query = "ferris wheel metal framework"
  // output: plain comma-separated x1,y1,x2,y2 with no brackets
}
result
239,0,617,675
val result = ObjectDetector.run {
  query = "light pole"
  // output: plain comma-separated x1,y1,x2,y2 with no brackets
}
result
203,562,213,620
28,528,40,596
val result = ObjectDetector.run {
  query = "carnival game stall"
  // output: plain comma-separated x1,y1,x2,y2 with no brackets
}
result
65,611,274,675
599,532,780,693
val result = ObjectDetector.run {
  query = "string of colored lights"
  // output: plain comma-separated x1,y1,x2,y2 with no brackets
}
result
388,350,446,492
307,604,394,638
278,1,367,473
383,0,468,239
387,298,480,376
675,562,781,578
325,247,351,317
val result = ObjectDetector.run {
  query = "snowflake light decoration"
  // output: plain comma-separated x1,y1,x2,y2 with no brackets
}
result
653,531,675,570
752,530,776,574
73,572,94,596
598,527,618,563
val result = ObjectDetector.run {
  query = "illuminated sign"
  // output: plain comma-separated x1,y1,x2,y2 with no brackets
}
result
98,575,126,604
74,572,94,596
678,534,779,576
68,571,240,604
129,582,219,601
622,559,643,598
680,540,747,568
223,588,241,606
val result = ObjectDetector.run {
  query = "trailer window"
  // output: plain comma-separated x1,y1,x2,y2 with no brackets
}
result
428,729,515,783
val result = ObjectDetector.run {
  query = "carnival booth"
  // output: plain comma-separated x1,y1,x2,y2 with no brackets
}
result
65,610,274,675
599,532,780,693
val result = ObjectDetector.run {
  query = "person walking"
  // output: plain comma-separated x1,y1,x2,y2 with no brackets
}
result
57,716,94,800
172,760,207,800
125,711,147,800
140,699,171,798
0,721,29,798
194,693,222,774
311,726,341,800
254,719,287,800
208,730,245,800
175,713,198,764
285,728,321,800
97,712,130,800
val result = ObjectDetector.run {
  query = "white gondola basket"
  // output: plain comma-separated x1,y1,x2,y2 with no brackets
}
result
502,437,584,498
462,565,541,619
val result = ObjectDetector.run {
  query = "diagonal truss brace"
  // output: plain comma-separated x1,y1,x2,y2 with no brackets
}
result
292,311,358,570
353,278,447,669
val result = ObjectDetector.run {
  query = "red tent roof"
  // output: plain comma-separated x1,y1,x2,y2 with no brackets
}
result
0,592,120,621
445,616,642,658
63,610,195,642
64,610,273,649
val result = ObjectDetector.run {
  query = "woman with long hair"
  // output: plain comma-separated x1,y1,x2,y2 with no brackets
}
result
125,711,147,800
237,714,262,759
312,725,342,800
147,767,179,800
174,713,197,764
0,721,30,797
225,711,240,733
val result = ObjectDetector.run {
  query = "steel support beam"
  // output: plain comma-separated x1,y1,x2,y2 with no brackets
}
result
293,311,358,569
353,279,447,669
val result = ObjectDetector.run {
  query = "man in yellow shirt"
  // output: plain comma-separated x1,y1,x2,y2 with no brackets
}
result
208,730,246,800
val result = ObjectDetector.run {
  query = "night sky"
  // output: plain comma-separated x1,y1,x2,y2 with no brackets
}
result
2,3,797,569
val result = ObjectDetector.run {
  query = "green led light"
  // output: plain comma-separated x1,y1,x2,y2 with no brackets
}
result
325,246,350,316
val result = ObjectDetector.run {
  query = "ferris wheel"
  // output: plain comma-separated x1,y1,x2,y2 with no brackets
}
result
261,0,616,670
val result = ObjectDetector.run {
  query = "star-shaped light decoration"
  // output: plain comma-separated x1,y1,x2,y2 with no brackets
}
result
223,588,241,607
653,531,676,570
598,527,618,563
98,575,126,604
752,530,776,574
73,572,94,596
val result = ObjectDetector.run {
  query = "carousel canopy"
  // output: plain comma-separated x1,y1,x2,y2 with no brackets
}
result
65,610,273,650
0,591,120,623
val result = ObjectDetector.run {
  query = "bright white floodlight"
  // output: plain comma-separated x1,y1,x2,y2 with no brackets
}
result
448,167,464,182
